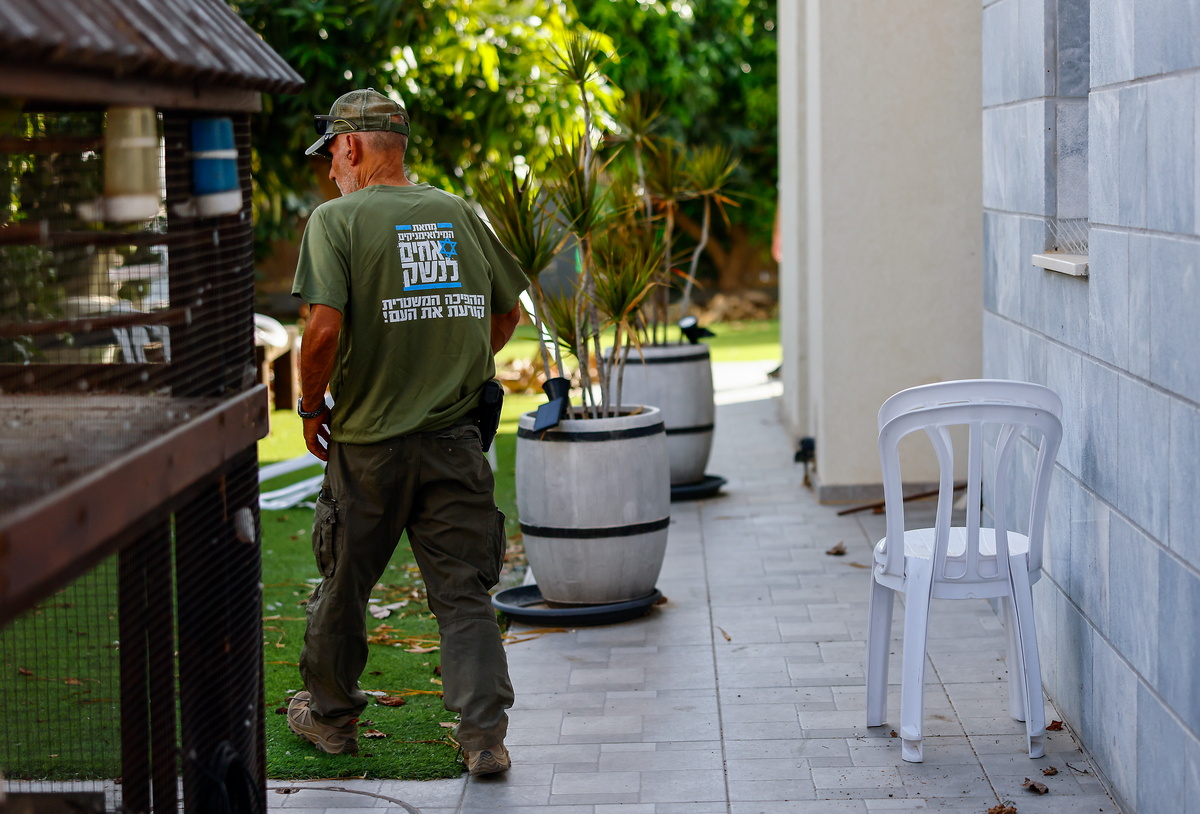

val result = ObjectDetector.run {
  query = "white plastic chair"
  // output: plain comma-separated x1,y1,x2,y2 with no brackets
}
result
865,379,1063,763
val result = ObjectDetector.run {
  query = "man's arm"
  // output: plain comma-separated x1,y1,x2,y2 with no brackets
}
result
490,303,521,354
298,303,343,461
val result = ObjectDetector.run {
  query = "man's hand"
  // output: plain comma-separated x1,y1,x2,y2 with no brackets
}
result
302,406,332,462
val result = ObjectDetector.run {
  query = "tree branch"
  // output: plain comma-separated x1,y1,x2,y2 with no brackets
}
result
675,209,729,269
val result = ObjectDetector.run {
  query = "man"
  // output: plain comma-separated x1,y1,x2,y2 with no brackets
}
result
287,88,527,777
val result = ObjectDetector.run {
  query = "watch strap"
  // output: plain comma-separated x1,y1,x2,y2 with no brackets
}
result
297,398,327,419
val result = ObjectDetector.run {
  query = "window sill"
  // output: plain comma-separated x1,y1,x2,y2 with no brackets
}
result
1032,252,1089,277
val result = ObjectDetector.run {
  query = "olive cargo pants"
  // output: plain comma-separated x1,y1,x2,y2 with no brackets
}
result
298,421,514,751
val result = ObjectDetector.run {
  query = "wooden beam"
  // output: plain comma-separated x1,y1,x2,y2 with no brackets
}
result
0,385,269,625
0,66,262,112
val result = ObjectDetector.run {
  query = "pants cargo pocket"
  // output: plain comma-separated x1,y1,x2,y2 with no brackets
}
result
481,509,506,588
312,491,342,578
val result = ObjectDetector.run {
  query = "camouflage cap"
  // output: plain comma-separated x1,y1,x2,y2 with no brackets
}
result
305,88,410,158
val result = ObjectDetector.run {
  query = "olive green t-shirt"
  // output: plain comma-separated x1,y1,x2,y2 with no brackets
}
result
292,183,528,443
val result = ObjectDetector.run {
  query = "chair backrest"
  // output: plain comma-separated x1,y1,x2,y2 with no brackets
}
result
876,380,1063,585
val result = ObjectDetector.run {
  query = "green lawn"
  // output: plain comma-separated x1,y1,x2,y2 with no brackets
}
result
703,319,781,363
259,417,465,780
0,563,122,781
257,390,542,780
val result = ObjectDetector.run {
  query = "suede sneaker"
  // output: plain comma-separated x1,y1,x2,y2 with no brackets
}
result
286,691,359,755
465,742,510,776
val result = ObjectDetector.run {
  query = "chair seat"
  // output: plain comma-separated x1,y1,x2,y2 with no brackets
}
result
875,527,1030,560
873,528,1039,599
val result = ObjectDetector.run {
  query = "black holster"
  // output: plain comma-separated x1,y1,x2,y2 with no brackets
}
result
472,379,504,452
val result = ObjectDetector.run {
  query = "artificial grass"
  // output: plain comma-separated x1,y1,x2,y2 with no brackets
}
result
259,416,463,780
0,561,122,781
258,494,463,780
257,395,538,780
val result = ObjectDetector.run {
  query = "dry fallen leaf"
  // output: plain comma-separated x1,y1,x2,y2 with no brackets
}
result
716,626,732,642
63,678,83,686
1046,720,1064,731
369,671,383,676
438,722,457,729
1022,778,1049,795
889,730,898,738
18,668,33,677
825,542,846,556
360,729,389,739
987,805,1017,814
848,562,871,569
430,677,443,686
377,696,407,707
274,707,287,715
1042,766,1058,776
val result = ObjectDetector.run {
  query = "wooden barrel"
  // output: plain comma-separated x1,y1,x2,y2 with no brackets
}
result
516,406,670,605
617,344,715,485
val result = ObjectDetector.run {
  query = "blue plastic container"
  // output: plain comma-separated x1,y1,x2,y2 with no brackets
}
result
190,118,241,215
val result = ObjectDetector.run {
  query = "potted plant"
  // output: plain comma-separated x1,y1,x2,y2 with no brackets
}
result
477,33,670,606
617,137,739,495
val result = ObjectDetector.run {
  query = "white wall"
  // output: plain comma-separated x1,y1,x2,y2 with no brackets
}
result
776,0,807,437
797,0,983,502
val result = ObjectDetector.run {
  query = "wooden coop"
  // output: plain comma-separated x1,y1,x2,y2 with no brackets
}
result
0,1,302,811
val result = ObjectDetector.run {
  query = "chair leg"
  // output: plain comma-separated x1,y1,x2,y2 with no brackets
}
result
866,578,895,727
1009,566,1045,759
899,565,934,763
1002,596,1027,722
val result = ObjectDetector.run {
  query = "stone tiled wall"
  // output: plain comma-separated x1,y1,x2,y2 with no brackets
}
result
983,1,1200,812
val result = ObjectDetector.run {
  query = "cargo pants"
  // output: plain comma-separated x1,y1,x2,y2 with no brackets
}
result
298,421,514,751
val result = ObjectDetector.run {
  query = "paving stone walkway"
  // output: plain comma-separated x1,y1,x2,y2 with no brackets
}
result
268,362,1120,814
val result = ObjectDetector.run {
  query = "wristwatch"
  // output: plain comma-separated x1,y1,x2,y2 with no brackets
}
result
297,398,327,419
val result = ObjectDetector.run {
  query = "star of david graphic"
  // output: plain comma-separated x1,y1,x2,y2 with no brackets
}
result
439,239,458,258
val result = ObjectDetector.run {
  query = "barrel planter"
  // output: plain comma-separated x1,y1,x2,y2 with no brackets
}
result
516,406,670,605
618,344,715,486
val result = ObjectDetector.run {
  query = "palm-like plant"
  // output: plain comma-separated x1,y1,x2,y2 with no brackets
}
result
590,225,661,413
473,166,567,380
644,137,696,345
609,92,663,230
545,134,610,414
679,144,739,323
548,30,609,173
478,34,670,420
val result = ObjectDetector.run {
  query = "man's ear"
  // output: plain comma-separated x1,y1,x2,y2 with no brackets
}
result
344,133,362,164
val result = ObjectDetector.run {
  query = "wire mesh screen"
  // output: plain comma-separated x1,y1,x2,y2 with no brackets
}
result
1046,217,1088,255
0,108,257,397
0,102,266,813
0,110,171,373
0,556,123,805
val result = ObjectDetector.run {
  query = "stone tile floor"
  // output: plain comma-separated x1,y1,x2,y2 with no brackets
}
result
267,362,1121,813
